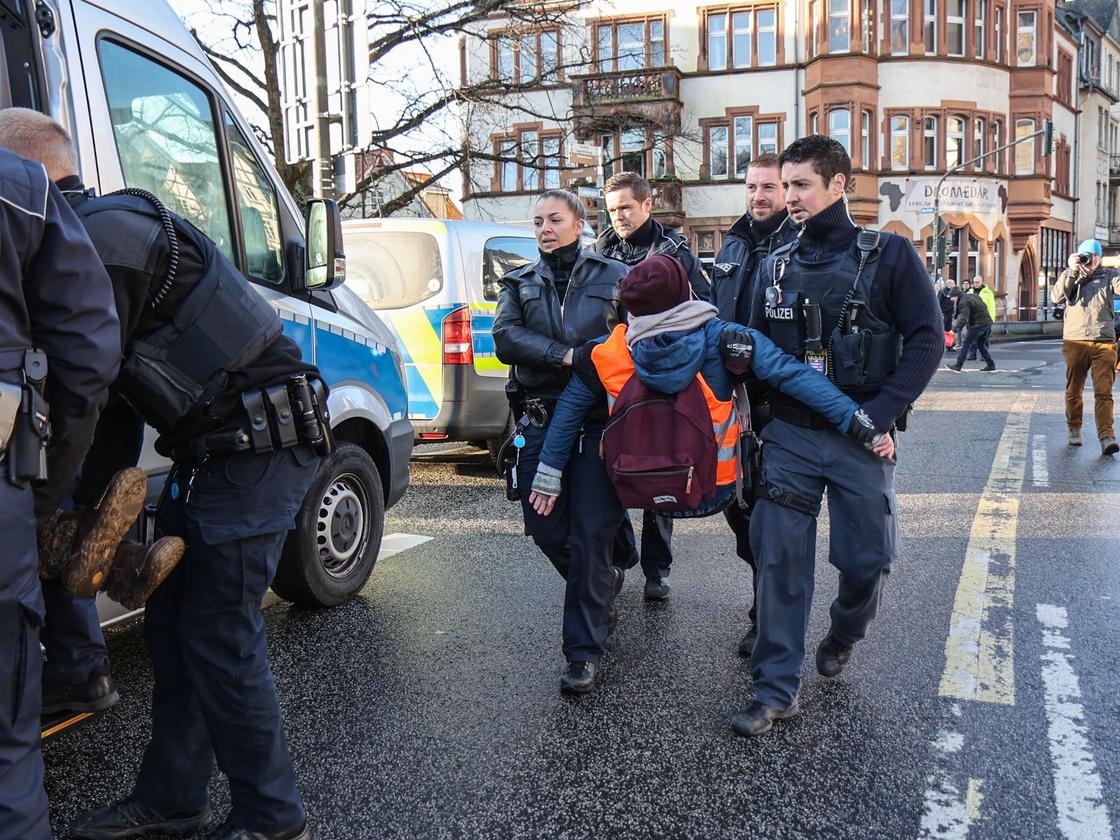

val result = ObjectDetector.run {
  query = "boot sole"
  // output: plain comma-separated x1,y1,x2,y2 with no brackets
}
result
560,680,596,695
1103,442,1119,456
730,703,800,736
107,537,186,609
41,687,119,716
62,469,148,597
70,813,208,840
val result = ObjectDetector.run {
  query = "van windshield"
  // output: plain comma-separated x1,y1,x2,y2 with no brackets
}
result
346,231,444,310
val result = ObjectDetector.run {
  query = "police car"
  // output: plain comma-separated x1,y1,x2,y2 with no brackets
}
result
0,0,413,621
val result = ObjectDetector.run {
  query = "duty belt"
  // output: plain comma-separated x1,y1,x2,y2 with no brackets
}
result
770,396,832,430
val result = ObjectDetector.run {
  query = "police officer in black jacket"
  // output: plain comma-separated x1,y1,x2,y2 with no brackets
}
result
710,153,795,658
0,110,325,840
0,144,120,840
732,137,942,737
494,189,629,695
595,172,710,601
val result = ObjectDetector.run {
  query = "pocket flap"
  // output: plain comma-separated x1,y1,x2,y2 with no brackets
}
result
194,509,296,546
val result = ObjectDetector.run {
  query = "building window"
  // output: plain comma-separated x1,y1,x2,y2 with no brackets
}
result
947,116,965,168
1014,118,1034,174
1055,140,1070,195
809,0,821,58
830,0,850,51
543,136,561,189
861,110,871,167
492,30,562,83
924,0,937,54
758,9,778,65
620,128,645,174
923,115,938,169
1057,52,1073,104
891,0,909,54
759,122,779,155
829,108,851,154
706,9,773,68
1016,10,1036,67
595,18,666,72
891,115,910,169
810,112,820,134
947,0,966,56
600,128,672,180
992,120,1003,172
651,132,669,179
861,0,874,51
994,7,1003,63
974,117,986,166
601,133,614,183
499,139,517,191
709,125,729,179
521,131,539,190
734,115,754,176
975,0,986,58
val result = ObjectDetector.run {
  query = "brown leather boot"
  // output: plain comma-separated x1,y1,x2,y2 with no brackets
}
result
53,468,148,597
37,511,81,580
104,537,186,609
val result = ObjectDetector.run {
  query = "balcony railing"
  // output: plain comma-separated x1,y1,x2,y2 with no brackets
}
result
574,66,680,105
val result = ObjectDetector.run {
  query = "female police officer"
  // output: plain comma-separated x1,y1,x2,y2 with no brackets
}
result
493,190,629,695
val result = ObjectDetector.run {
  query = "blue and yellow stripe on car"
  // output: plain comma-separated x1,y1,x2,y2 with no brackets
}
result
377,301,509,421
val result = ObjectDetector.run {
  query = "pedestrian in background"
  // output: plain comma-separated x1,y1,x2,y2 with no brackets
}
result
946,288,995,372
493,190,629,695
1051,239,1120,455
937,281,955,333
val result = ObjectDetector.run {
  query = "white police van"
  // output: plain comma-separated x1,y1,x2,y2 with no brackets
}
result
0,0,413,615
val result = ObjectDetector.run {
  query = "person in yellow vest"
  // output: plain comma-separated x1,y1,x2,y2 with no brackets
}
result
528,256,893,688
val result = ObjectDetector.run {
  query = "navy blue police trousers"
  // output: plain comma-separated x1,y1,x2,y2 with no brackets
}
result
0,481,50,839
516,422,625,664
130,446,318,833
749,419,899,709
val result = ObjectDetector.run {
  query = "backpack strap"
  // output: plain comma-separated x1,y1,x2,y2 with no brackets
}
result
733,383,751,509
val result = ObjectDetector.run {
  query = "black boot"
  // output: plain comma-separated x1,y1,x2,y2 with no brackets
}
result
41,673,119,716
815,634,853,678
70,798,211,839
560,661,597,695
737,625,758,658
730,700,800,737
204,819,312,840
643,578,670,601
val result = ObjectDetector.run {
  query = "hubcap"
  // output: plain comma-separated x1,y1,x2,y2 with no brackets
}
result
316,473,369,578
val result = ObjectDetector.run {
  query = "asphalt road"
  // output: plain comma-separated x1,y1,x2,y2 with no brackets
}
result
42,339,1120,839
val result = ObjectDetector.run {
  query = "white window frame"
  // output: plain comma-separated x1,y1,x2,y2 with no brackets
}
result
830,0,850,52
974,117,986,166
947,115,965,167
975,0,986,58
923,115,939,169
708,12,729,70
758,122,779,155
734,115,754,178
891,115,910,170
861,109,871,166
891,0,909,54
1014,117,1035,175
709,125,729,179
829,108,851,154
924,0,938,54
1016,9,1036,67
947,0,966,57
757,8,778,65
994,7,1003,63
733,10,754,67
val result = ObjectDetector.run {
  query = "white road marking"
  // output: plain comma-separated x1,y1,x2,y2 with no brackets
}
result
379,532,434,557
940,395,1035,704
919,730,972,839
1036,604,1113,840
1031,434,1050,488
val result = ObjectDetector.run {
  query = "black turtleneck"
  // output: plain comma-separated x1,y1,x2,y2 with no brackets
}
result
798,197,858,261
626,216,656,252
540,239,580,303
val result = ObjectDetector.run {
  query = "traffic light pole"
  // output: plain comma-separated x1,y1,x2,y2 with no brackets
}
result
931,120,1052,284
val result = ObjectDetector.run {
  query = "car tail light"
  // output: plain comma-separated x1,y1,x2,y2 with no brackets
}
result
441,306,474,365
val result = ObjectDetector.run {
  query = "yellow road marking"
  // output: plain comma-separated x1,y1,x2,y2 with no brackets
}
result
939,394,1035,705
41,712,93,739
967,778,985,822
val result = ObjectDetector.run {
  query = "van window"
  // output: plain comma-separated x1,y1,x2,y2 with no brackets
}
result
346,231,443,310
483,237,538,301
225,112,284,284
98,39,233,259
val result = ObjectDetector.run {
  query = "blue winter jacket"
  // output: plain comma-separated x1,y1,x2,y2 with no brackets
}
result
538,318,861,473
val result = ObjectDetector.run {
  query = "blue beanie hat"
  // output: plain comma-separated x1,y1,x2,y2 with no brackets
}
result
1077,239,1103,256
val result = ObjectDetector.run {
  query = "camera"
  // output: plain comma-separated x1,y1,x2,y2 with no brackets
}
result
1077,252,1093,265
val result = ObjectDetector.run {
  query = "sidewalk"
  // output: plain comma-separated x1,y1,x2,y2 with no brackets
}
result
985,320,1064,343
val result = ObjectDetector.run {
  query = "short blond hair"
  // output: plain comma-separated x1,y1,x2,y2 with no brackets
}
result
0,108,78,181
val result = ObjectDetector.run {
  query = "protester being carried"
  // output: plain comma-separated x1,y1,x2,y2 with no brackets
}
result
528,255,894,520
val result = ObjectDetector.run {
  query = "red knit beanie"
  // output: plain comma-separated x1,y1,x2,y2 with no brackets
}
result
619,254,691,316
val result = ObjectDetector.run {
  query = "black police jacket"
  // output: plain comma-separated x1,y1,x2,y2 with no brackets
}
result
595,220,710,299
0,155,119,444
710,211,795,325
493,250,628,398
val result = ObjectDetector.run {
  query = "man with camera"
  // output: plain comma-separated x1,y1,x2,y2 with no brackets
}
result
1052,239,1120,455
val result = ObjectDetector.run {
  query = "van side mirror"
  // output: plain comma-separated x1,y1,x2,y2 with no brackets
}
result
302,199,345,291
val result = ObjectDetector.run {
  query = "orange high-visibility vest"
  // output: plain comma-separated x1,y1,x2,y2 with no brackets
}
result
590,324,740,488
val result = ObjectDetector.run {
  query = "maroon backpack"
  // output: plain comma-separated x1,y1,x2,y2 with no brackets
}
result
601,373,719,511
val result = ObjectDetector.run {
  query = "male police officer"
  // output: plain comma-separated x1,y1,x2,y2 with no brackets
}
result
0,110,327,840
596,172,710,601
710,153,795,657
733,136,942,736
0,144,120,840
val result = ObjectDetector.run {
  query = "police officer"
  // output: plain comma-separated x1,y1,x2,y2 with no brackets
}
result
0,143,120,840
494,189,629,694
709,153,796,658
0,110,327,839
595,172,709,601
733,136,942,736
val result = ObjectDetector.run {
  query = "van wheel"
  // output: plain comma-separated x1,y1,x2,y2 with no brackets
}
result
273,442,385,608
487,413,516,463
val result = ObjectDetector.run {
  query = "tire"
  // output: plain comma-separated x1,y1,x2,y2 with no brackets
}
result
487,412,516,463
272,442,385,608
